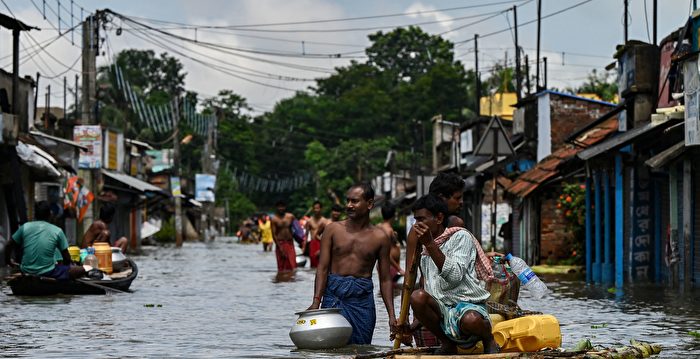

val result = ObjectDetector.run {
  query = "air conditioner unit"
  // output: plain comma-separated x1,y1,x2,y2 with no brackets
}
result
0,113,18,145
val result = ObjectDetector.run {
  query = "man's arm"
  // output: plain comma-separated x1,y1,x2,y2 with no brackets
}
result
5,236,17,266
414,222,447,271
308,222,335,310
60,248,72,265
377,229,397,332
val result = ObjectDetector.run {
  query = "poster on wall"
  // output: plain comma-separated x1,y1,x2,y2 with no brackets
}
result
481,203,511,251
631,167,652,281
170,176,181,197
195,174,216,202
74,125,102,168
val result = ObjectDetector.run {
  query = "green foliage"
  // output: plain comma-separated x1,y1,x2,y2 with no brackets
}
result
154,216,175,243
575,69,618,102
215,165,257,227
557,182,586,264
689,331,700,338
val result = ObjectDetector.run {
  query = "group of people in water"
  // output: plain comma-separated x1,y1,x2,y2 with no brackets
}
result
259,171,501,354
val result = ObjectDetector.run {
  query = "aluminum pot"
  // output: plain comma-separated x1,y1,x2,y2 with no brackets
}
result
289,308,352,349
111,247,128,272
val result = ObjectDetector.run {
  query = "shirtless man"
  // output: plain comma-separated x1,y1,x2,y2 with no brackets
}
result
81,204,128,252
305,201,329,268
271,199,297,272
308,183,397,345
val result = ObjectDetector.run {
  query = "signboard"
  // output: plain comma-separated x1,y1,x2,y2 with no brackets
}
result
145,149,174,173
630,167,652,281
684,60,700,146
170,176,181,197
73,125,102,168
195,174,216,202
103,130,124,170
473,116,515,157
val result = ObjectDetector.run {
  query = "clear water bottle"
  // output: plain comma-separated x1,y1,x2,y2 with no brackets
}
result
505,253,548,299
83,247,99,268
492,256,507,280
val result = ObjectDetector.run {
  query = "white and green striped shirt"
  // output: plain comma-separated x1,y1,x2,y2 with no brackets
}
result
420,229,490,311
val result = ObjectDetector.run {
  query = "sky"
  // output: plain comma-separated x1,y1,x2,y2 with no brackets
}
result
0,0,694,115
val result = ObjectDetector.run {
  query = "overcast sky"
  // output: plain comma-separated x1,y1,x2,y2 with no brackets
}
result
0,0,694,115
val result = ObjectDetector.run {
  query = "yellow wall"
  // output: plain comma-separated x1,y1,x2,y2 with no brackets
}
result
480,93,518,121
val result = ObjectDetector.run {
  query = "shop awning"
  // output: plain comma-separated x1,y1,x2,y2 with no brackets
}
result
102,170,166,194
645,141,687,169
30,130,88,151
16,141,62,178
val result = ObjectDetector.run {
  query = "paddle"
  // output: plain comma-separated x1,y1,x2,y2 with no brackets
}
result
77,279,129,294
392,242,422,349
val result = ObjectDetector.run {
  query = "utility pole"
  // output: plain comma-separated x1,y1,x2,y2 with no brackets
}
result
514,5,522,100
624,0,629,43
79,12,100,239
474,34,480,117
653,0,657,45
525,54,531,95
63,76,67,128
173,97,183,247
543,57,548,90
536,0,542,91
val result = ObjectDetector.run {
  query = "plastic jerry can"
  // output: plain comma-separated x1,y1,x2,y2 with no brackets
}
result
492,314,561,352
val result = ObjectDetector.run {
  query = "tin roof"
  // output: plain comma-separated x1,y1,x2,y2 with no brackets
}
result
507,117,618,198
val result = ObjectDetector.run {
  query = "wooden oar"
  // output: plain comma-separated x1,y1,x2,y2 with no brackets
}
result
392,242,422,349
77,279,129,294
355,346,433,359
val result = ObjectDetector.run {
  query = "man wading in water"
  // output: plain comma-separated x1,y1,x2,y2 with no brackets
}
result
308,183,397,345
271,200,297,272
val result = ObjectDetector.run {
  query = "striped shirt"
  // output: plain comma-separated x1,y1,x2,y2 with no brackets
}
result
420,229,490,311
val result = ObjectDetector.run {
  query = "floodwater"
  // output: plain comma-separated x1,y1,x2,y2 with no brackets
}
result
1,239,699,358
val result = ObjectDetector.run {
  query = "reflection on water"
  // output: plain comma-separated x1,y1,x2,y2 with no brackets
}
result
0,241,698,358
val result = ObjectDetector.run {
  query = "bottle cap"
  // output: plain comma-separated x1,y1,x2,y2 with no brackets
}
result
505,253,513,261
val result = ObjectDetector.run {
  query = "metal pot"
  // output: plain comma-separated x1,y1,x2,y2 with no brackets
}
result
289,308,352,349
111,247,128,272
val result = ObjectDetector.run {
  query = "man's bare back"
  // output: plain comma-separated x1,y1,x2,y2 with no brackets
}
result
81,220,110,248
323,220,390,278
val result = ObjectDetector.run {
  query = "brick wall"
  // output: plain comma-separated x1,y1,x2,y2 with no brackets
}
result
539,191,575,261
550,95,613,153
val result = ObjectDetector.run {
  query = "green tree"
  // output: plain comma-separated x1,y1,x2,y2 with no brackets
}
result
574,69,618,102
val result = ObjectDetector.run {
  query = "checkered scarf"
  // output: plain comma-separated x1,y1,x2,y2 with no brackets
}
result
422,227,494,281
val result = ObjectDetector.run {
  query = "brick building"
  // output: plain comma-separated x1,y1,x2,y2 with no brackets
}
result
507,91,617,264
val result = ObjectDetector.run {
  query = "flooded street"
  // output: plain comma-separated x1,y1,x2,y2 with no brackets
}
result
1,240,699,358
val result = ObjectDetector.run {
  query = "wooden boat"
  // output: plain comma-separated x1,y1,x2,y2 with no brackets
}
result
7,259,138,295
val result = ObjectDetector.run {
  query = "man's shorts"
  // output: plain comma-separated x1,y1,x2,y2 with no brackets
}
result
39,265,71,281
440,301,491,347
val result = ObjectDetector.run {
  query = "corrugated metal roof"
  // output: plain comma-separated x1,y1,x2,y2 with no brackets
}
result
507,117,618,198
102,170,165,194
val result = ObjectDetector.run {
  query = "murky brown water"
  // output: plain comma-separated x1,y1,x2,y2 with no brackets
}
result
1,239,698,358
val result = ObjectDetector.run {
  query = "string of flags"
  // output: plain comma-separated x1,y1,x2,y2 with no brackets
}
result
233,168,312,193
112,63,212,136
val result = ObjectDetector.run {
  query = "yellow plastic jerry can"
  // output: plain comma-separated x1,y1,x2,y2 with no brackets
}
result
492,314,562,352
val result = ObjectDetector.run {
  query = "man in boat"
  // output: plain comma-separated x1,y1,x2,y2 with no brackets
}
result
5,201,85,280
271,199,297,272
401,172,498,347
307,183,397,345
304,201,329,268
379,204,404,285
81,203,128,253
409,194,499,354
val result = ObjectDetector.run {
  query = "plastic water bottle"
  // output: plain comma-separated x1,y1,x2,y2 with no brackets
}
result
83,247,99,268
492,256,507,280
505,253,548,299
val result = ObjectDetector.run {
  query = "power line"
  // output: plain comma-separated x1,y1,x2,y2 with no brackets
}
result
124,0,529,29
456,0,596,44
